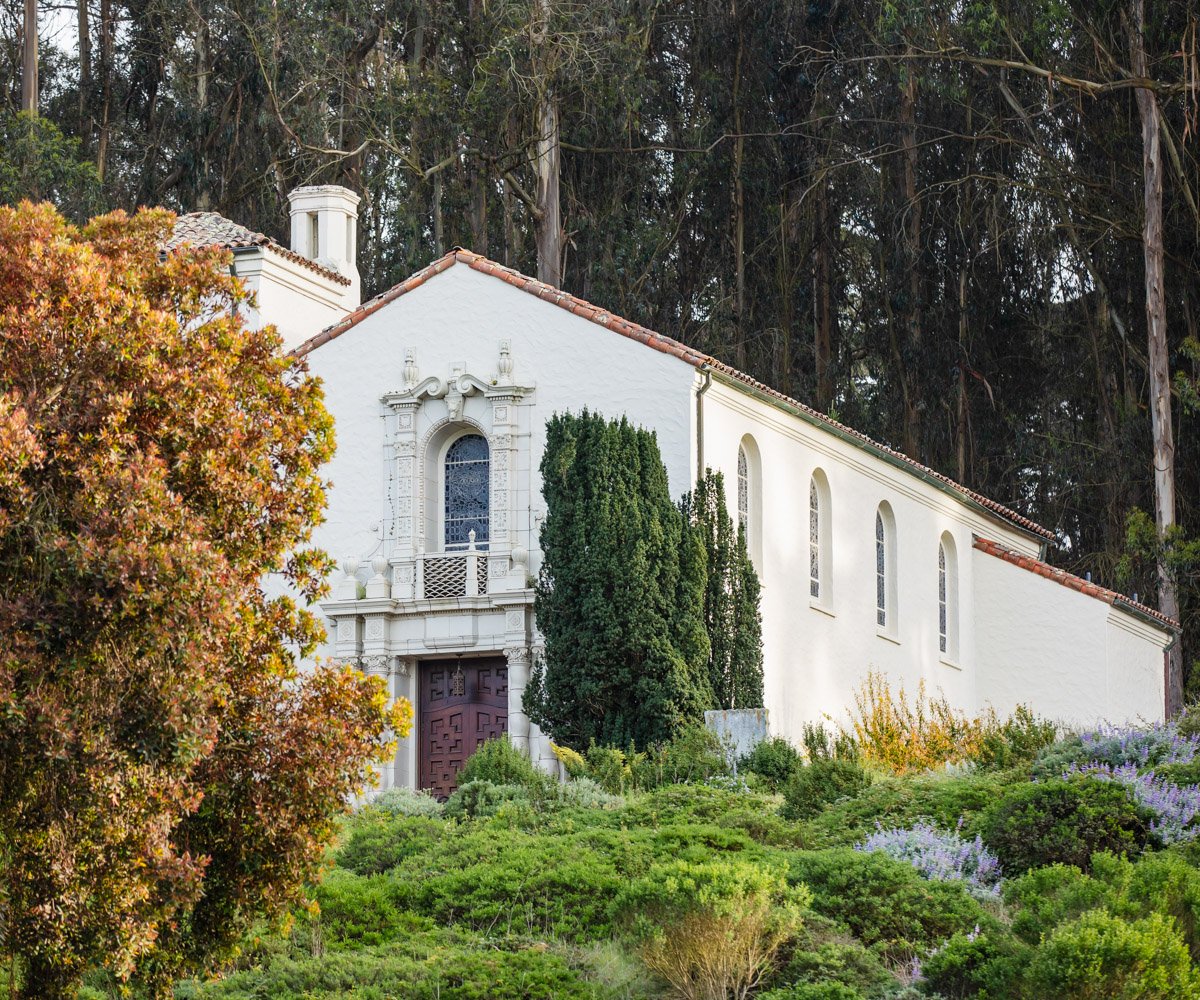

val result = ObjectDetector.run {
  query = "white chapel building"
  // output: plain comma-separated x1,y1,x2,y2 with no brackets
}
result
172,185,1179,797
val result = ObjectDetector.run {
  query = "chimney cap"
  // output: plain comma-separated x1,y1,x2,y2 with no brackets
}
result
287,184,361,211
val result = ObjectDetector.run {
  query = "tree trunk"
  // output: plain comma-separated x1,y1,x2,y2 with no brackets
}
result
21,0,37,115
814,174,836,411
731,3,747,370
77,0,91,139
1130,0,1183,715
899,57,922,460
532,0,562,287
96,0,113,180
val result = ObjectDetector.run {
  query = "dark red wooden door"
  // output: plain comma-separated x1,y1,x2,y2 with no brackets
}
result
419,658,508,798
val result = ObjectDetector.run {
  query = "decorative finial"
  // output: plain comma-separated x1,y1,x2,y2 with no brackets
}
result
402,348,419,389
498,340,514,380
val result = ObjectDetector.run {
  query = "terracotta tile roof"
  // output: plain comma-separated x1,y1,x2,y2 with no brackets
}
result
974,536,1180,633
292,248,1055,543
167,212,351,286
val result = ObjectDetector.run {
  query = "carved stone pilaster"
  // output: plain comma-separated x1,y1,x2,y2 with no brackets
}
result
504,644,532,749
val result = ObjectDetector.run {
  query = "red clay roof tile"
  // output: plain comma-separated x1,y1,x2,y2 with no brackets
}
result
168,212,352,286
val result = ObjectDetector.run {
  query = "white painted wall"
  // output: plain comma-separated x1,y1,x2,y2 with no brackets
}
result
305,266,695,576
234,250,358,352
974,551,1166,724
698,378,1046,734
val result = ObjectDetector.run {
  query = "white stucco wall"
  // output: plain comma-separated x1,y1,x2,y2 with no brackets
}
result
303,264,696,578
973,550,1166,724
235,250,358,352
698,378,1049,736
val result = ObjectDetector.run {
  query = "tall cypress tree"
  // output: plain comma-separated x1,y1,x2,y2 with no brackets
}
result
527,410,711,747
684,469,764,709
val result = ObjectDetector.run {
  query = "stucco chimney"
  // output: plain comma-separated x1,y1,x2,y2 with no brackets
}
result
287,184,361,305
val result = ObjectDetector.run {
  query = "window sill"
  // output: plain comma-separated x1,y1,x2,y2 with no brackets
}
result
940,656,962,671
875,629,901,646
809,600,835,619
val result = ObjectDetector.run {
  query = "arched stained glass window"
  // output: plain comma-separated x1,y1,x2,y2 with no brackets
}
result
876,511,887,627
444,434,490,550
737,446,749,537
938,543,948,652
938,532,959,660
809,478,820,599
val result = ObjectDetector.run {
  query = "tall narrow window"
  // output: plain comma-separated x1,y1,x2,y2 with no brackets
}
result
938,543,948,652
737,445,749,537
809,469,832,607
876,512,887,627
938,532,959,660
875,502,897,633
444,434,490,550
736,435,762,571
809,478,820,599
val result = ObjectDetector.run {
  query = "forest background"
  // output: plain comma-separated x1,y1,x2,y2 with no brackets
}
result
4,0,1199,698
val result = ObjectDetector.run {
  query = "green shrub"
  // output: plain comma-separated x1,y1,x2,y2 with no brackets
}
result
919,928,1027,999
334,813,446,876
759,985,866,1000
368,786,444,817
180,927,608,999
769,913,895,996
584,743,636,794
1025,910,1200,999
974,705,1059,772
781,759,872,821
742,737,803,792
1005,852,1200,960
458,736,548,791
303,869,429,949
786,848,991,956
800,721,859,762
444,780,535,821
981,777,1155,874
390,825,629,940
632,725,731,789
617,859,808,1000
801,771,1009,847
1030,734,1088,779
554,776,623,810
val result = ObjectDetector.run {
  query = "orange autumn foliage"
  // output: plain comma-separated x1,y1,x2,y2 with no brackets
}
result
0,202,407,999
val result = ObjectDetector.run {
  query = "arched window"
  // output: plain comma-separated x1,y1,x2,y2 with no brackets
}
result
809,469,832,604
875,512,886,626
737,445,749,537
444,434,490,550
736,435,762,570
939,532,959,660
875,502,897,632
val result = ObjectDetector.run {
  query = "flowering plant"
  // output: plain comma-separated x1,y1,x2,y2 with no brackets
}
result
1078,723,1200,769
1064,763,1200,844
856,821,1003,900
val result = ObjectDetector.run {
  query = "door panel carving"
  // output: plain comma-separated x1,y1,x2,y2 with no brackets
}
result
419,658,508,798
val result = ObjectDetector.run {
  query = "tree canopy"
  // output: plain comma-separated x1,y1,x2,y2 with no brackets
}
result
0,202,408,999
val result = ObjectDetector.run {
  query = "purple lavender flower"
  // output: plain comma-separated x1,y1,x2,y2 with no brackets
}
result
856,821,1003,900
1078,723,1200,768
1064,762,1200,844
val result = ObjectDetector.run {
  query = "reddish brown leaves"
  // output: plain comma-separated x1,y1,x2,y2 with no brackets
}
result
0,203,401,998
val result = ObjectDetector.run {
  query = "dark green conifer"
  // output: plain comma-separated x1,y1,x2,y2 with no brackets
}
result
527,410,711,747
684,469,764,710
